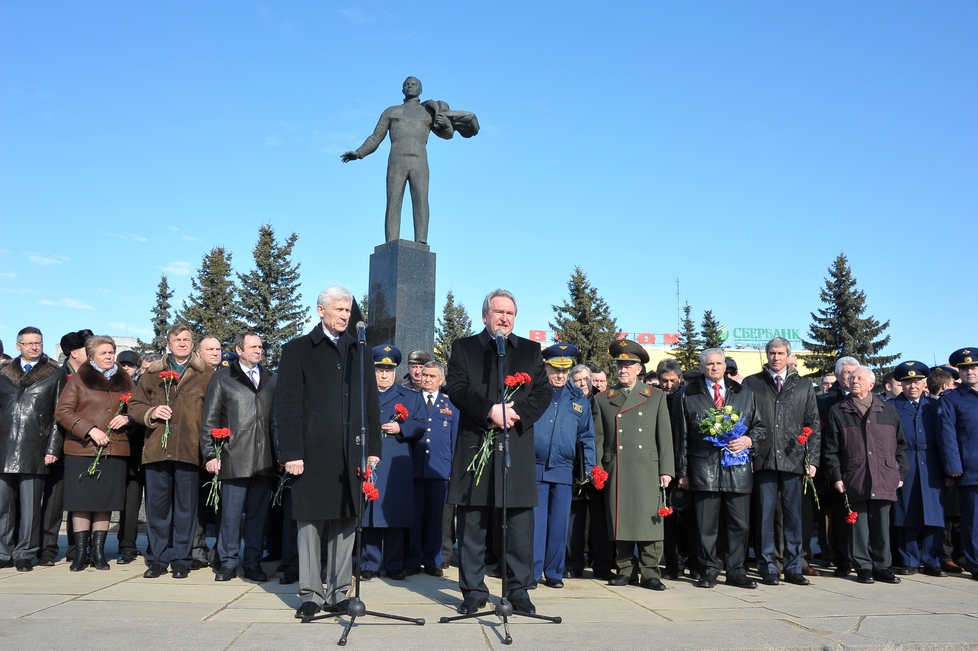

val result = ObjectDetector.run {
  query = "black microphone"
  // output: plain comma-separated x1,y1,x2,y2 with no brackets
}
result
356,321,367,344
494,329,506,357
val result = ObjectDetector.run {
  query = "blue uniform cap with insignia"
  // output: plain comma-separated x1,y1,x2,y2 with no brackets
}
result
949,347,978,368
893,360,929,382
542,343,579,369
372,344,402,367
221,351,238,366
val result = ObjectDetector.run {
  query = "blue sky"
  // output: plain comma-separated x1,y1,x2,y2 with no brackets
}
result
1,2,975,365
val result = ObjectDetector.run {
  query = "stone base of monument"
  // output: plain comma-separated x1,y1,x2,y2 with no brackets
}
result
367,240,436,374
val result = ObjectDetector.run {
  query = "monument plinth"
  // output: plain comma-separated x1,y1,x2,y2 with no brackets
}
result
367,240,436,372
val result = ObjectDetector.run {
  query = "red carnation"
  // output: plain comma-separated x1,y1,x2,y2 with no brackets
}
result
658,506,673,517
363,482,379,501
591,465,609,490
120,392,133,404
211,427,231,439
392,403,409,422
159,370,180,382
504,374,520,388
846,511,858,524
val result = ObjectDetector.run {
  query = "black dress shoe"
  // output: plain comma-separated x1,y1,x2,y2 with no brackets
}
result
280,571,298,584
488,566,502,578
457,596,488,615
592,570,616,581
665,570,681,581
188,559,206,571
424,566,443,577
607,573,630,586
696,575,717,589
563,569,579,579
243,567,268,582
215,566,235,581
856,569,875,584
323,599,351,614
295,601,321,619
725,574,757,589
117,552,136,565
171,564,189,579
143,564,167,579
872,568,900,584
833,564,852,577
545,578,564,589
511,597,536,614
15,559,33,572
404,567,421,576
640,578,666,591
892,566,915,575
37,556,56,567
360,569,378,580
388,569,406,580
0,559,13,569
688,570,702,582
762,573,780,586
784,573,810,585
922,565,947,577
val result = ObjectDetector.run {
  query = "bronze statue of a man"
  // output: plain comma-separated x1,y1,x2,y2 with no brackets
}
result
341,77,479,244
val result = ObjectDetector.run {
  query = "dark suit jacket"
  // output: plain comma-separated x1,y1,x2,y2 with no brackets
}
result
445,329,550,508
275,326,382,521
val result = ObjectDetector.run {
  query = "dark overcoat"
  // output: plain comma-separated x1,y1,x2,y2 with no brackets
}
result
0,356,63,473
365,383,425,528
275,327,382,521
446,330,551,508
743,367,821,474
593,383,675,541
199,362,277,480
891,393,944,528
677,377,766,494
823,395,909,503
939,385,978,487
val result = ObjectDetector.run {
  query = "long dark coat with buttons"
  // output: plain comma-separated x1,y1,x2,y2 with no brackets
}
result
276,327,382,521
593,383,674,541
891,393,943,527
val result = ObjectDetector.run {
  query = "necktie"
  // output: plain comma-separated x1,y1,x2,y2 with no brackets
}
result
775,375,783,393
24,363,32,373
912,400,919,412
713,382,723,409
427,393,434,410
249,368,258,389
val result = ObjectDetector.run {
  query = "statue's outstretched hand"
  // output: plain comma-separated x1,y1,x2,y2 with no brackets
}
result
341,151,360,163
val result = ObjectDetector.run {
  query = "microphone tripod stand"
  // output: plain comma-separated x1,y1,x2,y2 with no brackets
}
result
303,323,425,646
439,330,561,645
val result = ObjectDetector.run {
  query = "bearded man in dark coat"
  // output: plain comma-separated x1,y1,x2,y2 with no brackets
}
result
276,287,382,619
445,289,551,616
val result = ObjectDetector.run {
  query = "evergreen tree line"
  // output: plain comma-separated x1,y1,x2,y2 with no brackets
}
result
143,224,308,370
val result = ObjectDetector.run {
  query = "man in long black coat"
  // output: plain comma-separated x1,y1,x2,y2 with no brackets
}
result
445,289,551,615
276,288,382,619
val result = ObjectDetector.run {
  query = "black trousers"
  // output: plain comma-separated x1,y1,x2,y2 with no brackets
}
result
37,463,67,561
566,488,615,576
117,454,144,555
693,490,751,577
457,505,533,601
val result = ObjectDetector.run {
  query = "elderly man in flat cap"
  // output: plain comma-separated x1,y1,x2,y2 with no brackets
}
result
939,348,978,581
593,339,674,591
531,344,595,589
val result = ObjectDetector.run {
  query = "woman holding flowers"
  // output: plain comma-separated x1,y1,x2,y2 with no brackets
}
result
56,335,134,571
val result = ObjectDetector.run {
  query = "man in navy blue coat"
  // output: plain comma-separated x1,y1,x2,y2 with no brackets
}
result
531,344,595,589
939,348,978,581
362,345,426,580
890,361,946,576
406,359,458,576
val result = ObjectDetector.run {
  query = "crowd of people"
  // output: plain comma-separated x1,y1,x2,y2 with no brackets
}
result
1,288,976,622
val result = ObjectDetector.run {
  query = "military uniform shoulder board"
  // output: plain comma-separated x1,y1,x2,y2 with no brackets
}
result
572,402,583,414
607,389,618,398
639,386,651,396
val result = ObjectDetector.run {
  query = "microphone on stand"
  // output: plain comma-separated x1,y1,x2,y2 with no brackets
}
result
494,329,506,357
356,321,367,344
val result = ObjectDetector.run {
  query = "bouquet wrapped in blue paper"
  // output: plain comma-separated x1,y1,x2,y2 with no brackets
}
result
698,405,751,467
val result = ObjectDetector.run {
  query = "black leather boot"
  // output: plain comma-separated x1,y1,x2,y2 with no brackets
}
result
69,531,90,572
90,531,110,570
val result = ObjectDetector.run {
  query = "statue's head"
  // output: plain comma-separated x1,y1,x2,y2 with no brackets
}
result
402,76,422,99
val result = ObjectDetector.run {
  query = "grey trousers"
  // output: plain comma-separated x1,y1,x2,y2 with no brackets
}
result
0,474,44,562
297,518,355,607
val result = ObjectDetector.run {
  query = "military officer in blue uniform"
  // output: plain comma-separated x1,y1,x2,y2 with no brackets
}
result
939,347,978,581
361,345,426,580
405,359,458,576
890,361,946,576
531,344,596,589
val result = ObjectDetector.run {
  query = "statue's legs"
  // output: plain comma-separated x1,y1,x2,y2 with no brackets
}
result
408,158,430,244
385,157,409,243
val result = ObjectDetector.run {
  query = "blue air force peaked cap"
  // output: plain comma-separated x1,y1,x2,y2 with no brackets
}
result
373,344,402,367
542,343,579,369
893,360,929,382
949,348,978,368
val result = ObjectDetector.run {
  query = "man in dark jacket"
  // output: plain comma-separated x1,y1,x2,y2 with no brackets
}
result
823,366,909,584
677,348,766,589
0,327,63,571
201,332,277,583
276,287,382,619
446,289,551,616
743,337,820,586
890,361,946,577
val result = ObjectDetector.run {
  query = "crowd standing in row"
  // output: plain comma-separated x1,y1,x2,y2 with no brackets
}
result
1,289,976,621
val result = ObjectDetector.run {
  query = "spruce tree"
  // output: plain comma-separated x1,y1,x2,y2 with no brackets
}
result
149,274,174,353
802,253,899,377
672,302,703,371
179,246,242,347
434,289,473,364
549,266,619,370
700,309,724,350
235,225,308,369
